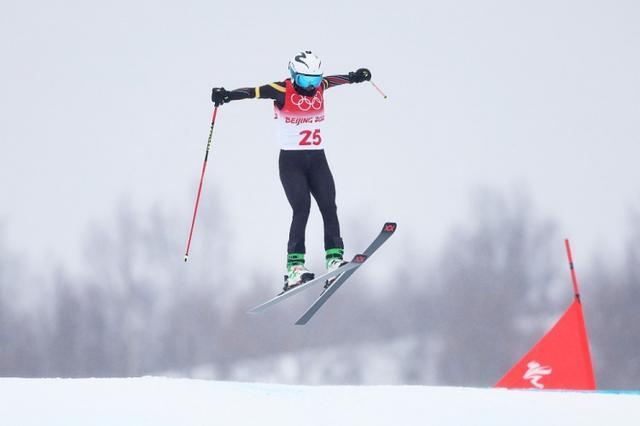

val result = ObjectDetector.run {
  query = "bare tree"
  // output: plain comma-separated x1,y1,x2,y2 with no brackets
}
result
0,225,38,377
432,189,562,386
587,203,640,389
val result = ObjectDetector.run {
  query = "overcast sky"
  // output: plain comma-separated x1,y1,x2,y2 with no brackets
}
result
1,0,639,281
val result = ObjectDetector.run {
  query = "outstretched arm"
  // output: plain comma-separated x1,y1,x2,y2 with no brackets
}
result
323,74,350,89
323,68,372,90
211,82,287,106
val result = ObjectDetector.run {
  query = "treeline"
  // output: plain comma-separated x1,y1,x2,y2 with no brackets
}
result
0,191,638,389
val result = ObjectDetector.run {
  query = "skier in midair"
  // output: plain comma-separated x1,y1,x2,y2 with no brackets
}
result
211,51,371,292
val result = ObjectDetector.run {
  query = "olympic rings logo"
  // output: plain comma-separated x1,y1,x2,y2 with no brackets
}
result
290,92,323,111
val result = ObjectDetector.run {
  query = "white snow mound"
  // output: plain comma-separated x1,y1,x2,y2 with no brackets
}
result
0,377,638,425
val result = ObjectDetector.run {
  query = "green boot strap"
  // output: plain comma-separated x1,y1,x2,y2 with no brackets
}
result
325,248,344,268
287,253,305,268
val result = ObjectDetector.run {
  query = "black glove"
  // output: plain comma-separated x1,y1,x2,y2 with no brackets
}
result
349,68,372,83
211,87,231,106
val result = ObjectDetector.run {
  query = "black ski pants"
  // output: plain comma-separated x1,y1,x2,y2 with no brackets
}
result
279,149,344,254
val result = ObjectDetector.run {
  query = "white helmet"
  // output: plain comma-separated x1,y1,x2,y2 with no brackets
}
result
288,51,323,89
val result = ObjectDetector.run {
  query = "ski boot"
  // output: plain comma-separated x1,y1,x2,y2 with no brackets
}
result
283,264,315,292
324,248,348,289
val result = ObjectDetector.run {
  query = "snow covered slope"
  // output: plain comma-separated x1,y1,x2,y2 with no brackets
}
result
0,378,638,425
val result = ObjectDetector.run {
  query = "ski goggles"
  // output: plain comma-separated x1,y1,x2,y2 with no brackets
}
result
294,73,323,89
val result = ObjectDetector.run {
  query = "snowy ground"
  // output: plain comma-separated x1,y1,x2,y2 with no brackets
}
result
0,378,638,425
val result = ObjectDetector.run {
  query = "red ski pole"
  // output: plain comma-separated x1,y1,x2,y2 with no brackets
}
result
564,238,581,300
184,106,219,262
369,81,388,99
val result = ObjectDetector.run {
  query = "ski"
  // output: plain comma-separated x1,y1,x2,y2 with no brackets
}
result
246,256,364,314
295,222,397,325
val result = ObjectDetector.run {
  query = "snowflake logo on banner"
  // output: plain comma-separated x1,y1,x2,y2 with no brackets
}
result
523,361,553,389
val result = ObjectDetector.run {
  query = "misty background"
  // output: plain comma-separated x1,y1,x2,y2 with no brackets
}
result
1,1,639,388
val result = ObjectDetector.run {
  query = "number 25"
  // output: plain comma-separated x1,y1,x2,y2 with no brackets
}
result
299,129,322,146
